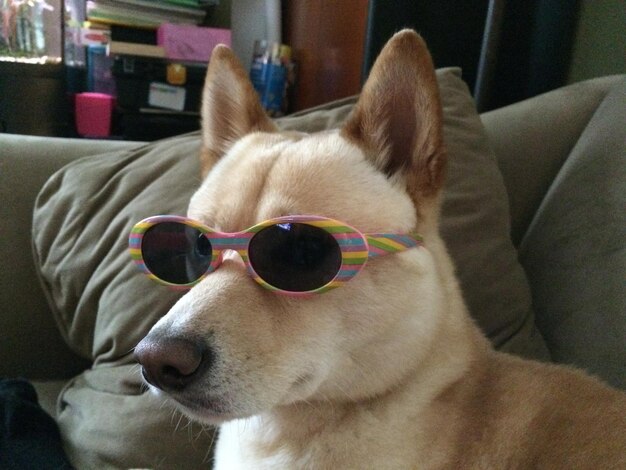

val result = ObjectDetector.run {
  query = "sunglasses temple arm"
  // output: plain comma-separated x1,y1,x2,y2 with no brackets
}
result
365,233,424,258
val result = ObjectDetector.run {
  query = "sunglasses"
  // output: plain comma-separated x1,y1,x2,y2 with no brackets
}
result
129,215,423,296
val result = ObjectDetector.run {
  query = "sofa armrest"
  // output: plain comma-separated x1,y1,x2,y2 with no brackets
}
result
0,134,143,379
480,75,624,247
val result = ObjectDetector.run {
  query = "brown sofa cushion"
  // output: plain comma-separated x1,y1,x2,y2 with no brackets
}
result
32,68,547,468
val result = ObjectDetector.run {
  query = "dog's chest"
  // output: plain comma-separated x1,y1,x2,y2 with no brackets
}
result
213,414,430,470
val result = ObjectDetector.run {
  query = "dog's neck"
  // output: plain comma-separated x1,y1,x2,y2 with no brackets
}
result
217,332,489,469
216,242,490,467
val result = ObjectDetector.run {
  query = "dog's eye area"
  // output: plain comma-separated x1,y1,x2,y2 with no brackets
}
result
142,223,213,285
195,234,213,257
248,222,342,292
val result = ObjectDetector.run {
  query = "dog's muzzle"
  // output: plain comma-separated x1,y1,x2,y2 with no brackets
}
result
134,333,211,392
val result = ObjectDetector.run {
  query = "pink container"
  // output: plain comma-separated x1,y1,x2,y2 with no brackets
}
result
75,93,115,137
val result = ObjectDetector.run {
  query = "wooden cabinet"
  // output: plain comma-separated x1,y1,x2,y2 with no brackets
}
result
283,0,368,112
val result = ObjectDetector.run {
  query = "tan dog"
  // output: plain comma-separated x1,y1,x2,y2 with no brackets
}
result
134,30,626,469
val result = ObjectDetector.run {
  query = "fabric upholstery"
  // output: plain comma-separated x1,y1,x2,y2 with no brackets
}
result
518,78,626,389
481,75,621,247
0,135,141,379
57,366,215,469
33,136,201,365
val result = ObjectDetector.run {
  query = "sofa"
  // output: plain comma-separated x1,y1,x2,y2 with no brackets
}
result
1,70,624,469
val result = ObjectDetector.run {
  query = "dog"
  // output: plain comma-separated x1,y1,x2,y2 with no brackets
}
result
133,30,626,469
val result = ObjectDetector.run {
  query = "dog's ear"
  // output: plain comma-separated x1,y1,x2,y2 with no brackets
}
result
200,45,277,177
342,30,446,201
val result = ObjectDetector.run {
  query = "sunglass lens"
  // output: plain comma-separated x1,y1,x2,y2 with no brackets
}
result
142,222,213,285
248,222,342,292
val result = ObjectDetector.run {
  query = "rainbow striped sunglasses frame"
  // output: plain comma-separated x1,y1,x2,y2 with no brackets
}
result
129,215,423,296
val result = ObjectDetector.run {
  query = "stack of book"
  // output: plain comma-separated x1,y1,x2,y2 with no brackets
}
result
77,0,228,140
83,0,215,69
86,0,213,29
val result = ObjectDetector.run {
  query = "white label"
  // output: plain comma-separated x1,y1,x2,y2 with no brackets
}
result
148,82,186,111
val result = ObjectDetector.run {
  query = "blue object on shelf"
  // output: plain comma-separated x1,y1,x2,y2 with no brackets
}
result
87,45,116,95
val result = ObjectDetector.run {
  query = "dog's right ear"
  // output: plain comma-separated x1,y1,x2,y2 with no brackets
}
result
200,45,277,177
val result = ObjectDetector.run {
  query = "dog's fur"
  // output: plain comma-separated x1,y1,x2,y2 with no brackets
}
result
137,31,626,469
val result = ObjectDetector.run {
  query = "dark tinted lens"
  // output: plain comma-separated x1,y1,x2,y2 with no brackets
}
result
248,222,342,292
142,222,213,284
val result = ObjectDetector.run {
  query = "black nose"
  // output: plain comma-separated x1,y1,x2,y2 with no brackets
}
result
134,335,209,392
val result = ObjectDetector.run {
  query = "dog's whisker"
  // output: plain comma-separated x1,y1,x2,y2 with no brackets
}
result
158,398,171,411
186,418,195,441
203,428,218,464
173,409,185,433
129,363,143,380
192,423,207,442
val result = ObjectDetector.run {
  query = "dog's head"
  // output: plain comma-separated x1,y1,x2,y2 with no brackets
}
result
135,30,448,424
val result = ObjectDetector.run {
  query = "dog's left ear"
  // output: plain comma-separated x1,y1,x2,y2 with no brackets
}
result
200,45,277,177
342,30,446,201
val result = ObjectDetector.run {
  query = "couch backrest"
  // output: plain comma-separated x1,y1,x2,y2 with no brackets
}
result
0,134,141,379
483,75,626,390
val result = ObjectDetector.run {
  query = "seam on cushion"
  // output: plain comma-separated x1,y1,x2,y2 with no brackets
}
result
541,81,618,182
484,77,622,248
517,80,620,253
493,306,551,359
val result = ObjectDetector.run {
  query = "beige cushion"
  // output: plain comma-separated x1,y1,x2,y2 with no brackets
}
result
32,68,547,468
33,135,201,364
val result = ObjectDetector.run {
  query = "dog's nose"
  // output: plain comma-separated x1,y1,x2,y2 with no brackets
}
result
134,335,208,392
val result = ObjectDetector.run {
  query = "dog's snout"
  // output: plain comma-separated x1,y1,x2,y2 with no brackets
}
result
135,335,209,392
